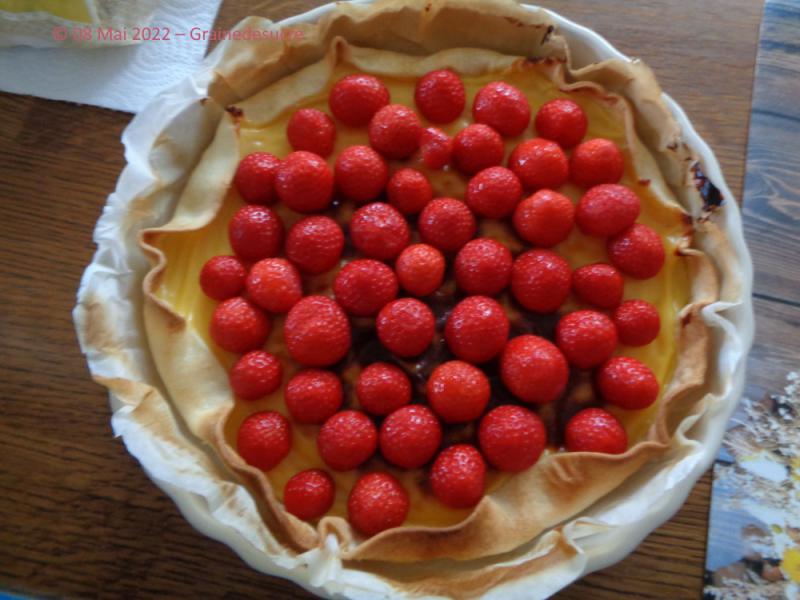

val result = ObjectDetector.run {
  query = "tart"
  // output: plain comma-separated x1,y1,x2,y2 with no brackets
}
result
76,0,749,596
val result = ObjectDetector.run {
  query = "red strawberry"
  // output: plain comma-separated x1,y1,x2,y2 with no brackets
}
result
418,197,476,253
452,124,504,175
510,249,571,313
285,215,344,275
565,408,627,454
512,189,575,248
233,152,281,205
236,411,291,471
348,472,409,536
444,296,509,363
379,405,442,469
500,335,568,404
318,410,377,471
395,243,445,297
534,98,588,149
287,108,336,157
508,138,568,191
576,184,640,237
478,405,546,472
329,74,390,127
613,299,661,346
334,145,389,203
228,205,284,262
274,151,334,213
473,81,531,137
427,360,490,423
210,297,270,354
199,255,246,300
608,223,665,279
283,469,335,521
333,259,398,317
454,238,513,296
414,69,465,123
284,296,350,367
387,168,433,215
572,263,624,309
368,104,422,159
597,356,660,410
376,298,435,357
356,362,411,416
419,127,453,170
429,444,486,509
349,202,410,260
556,310,618,369
246,258,302,313
570,138,625,188
285,369,343,424
229,350,282,401
464,166,522,219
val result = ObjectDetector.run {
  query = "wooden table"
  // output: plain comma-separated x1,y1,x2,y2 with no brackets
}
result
0,0,778,597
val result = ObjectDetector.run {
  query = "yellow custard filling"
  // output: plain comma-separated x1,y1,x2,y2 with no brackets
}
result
152,63,690,527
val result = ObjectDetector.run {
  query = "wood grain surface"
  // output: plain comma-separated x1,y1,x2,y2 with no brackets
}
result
0,1,767,598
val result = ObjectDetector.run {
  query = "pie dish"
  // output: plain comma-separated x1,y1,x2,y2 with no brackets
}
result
74,0,754,597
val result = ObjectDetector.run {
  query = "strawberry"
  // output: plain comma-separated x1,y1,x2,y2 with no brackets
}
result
356,362,411,416
510,249,571,313
500,335,568,404
286,108,336,157
414,69,465,123
368,104,422,159
534,98,588,149
334,145,389,203
452,124,504,175
348,472,409,536
472,81,531,137
283,469,335,521
464,166,522,219
576,184,640,237
429,444,486,509
284,296,350,367
210,297,271,354
229,350,282,401
246,258,302,313
418,197,476,253
508,138,568,191
387,168,433,215
597,356,660,410
419,127,453,170
318,410,377,471
565,408,627,454
228,205,284,262
427,360,490,423
512,189,575,247
329,74,390,127
379,405,442,469
333,259,398,317
285,215,344,275
454,238,513,296
395,243,445,297
349,202,410,260
613,299,661,346
608,223,665,279
274,151,334,213
572,263,624,309
478,405,546,472
376,298,435,358
444,296,509,363
570,138,625,188
236,411,291,471
285,369,343,424
556,310,618,369
233,152,281,205
199,255,246,300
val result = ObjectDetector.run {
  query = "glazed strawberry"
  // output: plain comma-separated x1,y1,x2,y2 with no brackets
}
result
478,405,546,472
283,469,335,521
464,166,522,219
286,108,336,157
572,263,624,309
376,298,435,357
379,405,442,469
229,350,282,401
608,223,665,279
510,249,571,313
570,138,625,188
565,408,627,454
576,184,641,237
419,126,453,170
228,205,284,261
348,472,409,536
349,202,411,260
534,98,588,149
452,124,504,175
368,104,422,160
395,243,445,297
500,335,568,404
418,198,476,253
333,259,398,317
356,362,411,416
284,296,351,367
334,145,389,203
233,152,281,205
285,215,344,275
427,360,490,423
508,138,569,191
274,151,334,213
387,168,433,215
613,299,661,346
328,74,390,127
285,369,343,424
199,255,246,300
454,238,513,296
472,81,531,137
318,410,377,471
512,189,575,247
246,258,302,313
429,444,486,509
236,411,291,471
597,356,660,410
556,310,618,369
210,297,270,354
445,296,509,363
414,69,465,123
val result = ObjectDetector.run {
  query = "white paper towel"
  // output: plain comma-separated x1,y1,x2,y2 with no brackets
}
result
0,0,223,113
